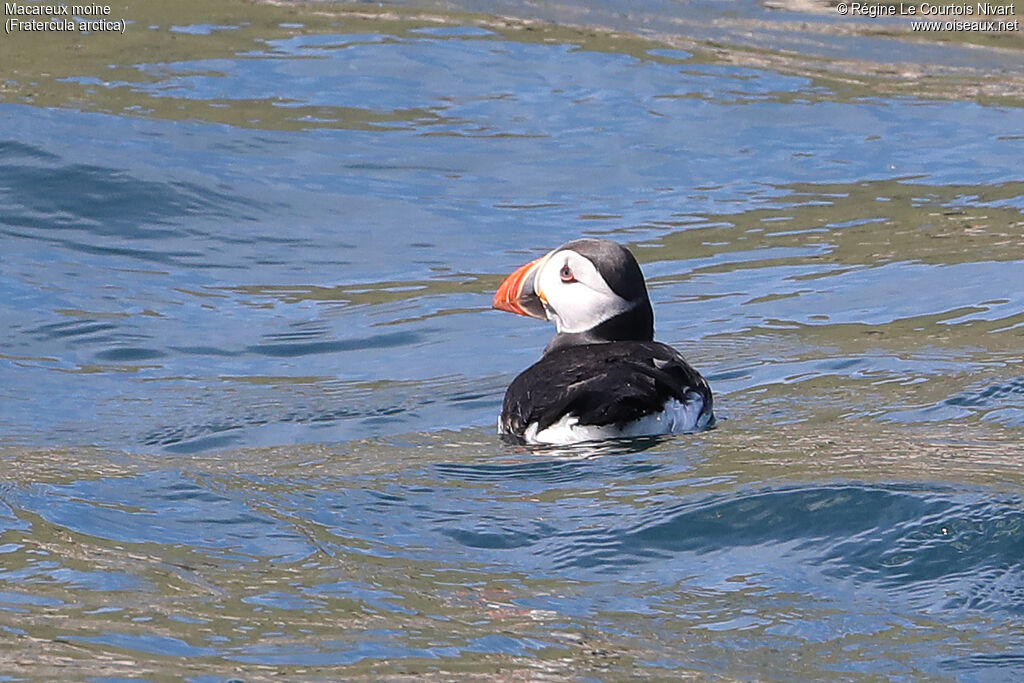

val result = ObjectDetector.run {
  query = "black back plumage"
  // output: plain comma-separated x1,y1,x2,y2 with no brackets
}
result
499,340,713,441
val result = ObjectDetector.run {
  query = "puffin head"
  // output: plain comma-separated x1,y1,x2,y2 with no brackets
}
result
493,238,655,351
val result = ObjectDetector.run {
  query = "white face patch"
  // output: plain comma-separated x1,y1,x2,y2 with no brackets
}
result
535,250,633,334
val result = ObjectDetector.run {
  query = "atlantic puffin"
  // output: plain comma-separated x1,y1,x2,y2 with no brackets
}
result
493,238,715,445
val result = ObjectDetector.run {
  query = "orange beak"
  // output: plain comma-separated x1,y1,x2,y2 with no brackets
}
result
493,256,548,320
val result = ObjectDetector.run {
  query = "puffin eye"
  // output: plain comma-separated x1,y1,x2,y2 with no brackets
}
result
559,264,575,283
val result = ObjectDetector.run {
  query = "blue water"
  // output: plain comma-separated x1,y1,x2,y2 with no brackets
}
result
2,2,1024,678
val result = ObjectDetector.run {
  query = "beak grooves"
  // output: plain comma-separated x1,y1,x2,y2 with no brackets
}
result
493,255,548,319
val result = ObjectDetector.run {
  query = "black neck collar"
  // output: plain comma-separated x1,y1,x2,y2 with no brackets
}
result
543,300,654,354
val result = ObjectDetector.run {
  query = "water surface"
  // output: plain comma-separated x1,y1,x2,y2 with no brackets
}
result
1,0,1023,678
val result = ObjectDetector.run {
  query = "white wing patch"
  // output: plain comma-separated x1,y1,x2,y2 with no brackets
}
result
523,393,709,445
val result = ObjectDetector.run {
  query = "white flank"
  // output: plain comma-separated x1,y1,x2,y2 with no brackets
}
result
523,393,709,445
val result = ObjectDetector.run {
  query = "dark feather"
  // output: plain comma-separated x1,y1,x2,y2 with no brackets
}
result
499,341,713,441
